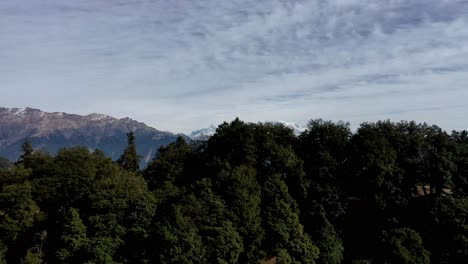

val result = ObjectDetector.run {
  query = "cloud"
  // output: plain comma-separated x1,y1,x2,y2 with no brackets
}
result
1,0,468,133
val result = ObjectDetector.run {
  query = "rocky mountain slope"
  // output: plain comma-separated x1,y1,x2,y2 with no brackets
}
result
0,107,180,165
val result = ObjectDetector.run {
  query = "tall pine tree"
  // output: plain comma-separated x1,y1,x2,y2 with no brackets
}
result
117,132,141,172
16,139,34,165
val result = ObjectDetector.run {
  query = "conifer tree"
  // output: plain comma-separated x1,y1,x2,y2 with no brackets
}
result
144,136,192,189
261,174,319,264
0,241,7,264
16,139,34,165
377,228,430,264
23,248,43,264
117,132,141,172
56,208,88,263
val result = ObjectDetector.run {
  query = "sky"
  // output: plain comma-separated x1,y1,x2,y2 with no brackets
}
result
1,0,468,134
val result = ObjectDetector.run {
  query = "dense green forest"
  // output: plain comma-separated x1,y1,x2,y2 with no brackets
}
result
0,119,467,264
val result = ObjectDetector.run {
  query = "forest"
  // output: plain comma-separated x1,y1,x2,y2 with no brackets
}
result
0,118,467,264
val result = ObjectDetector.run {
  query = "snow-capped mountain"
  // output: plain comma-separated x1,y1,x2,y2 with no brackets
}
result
0,107,180,165
189,121,306,139
0,107,308,164
189,125,217,139
275,121,306,136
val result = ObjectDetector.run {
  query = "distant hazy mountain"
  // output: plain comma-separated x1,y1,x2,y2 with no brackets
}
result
189,125,217,139
0,107,180,165
189,121,306,139
274,121,306,136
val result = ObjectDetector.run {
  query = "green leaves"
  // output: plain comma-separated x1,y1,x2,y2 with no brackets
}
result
377,228,430,264
56,208,88,263
262,174,319,264
0,179,39,242
144,136,193,189
0,241,6,264
0,118,467,263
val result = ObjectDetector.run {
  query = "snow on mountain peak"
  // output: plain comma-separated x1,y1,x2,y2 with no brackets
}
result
7,107,26,116
189,125,217,139
189,121,306,139
275,120,306,136
87,113,112,121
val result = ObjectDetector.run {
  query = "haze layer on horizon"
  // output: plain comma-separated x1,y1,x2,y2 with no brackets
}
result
1,0,468,133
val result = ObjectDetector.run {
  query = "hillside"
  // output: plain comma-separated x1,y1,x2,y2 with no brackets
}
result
0,107,180,164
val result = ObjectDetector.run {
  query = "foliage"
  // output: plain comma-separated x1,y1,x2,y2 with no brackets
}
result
56,208,88,263
23,248,43,264
0,157,11,170
0,118,467,263
261,174,319,264
16,139,34,165
377,228,430,264
117,132,141,172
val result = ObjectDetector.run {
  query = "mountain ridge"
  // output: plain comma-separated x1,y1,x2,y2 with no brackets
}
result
0,107,180,165
0,107,307,164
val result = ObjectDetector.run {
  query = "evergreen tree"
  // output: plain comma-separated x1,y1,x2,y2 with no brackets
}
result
16,139,34,165
53,147,98,206
0,178,39,243
212,165,264,263
423,196,468,263
298,119,351,183
195,179,243,264
56,208,88,263
0,157,11,170
451,130,468,196
377,228,430,264
0,241,7,264
0,117,467,263
87,163,155,263
23,248,43,264
421,128,455,195
297,119,350,237
307,210,343,264
261,174,319,264
117,132,141,172
144,136,193,189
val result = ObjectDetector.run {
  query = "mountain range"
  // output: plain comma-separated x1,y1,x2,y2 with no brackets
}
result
0,107,179,165
0,107,306,165
189,122,305,139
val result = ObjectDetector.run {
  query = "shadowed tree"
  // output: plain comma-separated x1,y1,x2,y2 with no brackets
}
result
0,168,41,263
0,241,6,264
377,228,430,264
0,157,12,170
297,119,350,238
16,139,34,165
420,196,468,263
261,174,319,264
420,128,455,195
307,208,343,264
211,165,264,263
56,208,88,263
451,130,468,196
117,132,141,172
144,136,193,190
22,248,44,264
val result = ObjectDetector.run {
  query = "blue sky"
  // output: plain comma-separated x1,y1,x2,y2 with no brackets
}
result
1,0,468,133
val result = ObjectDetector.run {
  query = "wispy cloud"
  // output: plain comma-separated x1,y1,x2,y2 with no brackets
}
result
1,0,468,133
